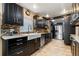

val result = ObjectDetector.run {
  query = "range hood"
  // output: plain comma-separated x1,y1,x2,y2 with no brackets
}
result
70,13,79,25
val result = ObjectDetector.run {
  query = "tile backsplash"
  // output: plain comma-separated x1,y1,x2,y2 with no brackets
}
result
20,8,33,32
1,25,20,35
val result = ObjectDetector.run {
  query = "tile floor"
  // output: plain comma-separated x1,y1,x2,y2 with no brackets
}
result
31,39,72,56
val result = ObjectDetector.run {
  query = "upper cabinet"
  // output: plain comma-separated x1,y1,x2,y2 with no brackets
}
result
2,3,23,26
72,3,79,13
70,3,79,25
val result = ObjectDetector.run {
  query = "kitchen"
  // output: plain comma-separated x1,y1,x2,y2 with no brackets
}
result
0,3,79,56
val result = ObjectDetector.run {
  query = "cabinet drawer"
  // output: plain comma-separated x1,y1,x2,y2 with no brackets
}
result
8,44,27,55
15,50,28,56
8,37,27,45
16,50,25,56
10,50,27,56
8,41,27,49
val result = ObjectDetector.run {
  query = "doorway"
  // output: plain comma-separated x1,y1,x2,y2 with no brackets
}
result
55,23,63,40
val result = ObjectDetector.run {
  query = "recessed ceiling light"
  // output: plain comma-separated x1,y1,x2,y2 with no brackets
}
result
61,9,67,14
46,14,49,17
63,9,66,13
52,20,55,22
33,4,37,9
62,18,64,20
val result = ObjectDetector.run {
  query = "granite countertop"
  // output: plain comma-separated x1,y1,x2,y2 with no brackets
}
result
70,34,79,43
1,33,41,40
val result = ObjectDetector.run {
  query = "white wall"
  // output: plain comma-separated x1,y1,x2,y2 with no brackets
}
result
20,9,34,32
0,3,2,29
0,3,2,56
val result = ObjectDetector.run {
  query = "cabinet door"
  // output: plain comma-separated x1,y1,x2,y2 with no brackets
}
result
26,40,35,55
8,3,15,25
34,38,40,50
3,3,15,25
3,3,23,25
15,4,23,26
72,41,76,56
75,42,79,56
18,5,23,26
3,3,10,24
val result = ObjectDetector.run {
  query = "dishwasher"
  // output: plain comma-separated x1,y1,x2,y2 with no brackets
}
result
40,34,45,48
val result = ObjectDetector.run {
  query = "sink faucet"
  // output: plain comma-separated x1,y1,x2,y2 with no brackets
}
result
28,25,31,33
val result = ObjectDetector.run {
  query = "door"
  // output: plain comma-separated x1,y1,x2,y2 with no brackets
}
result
55,25,63,39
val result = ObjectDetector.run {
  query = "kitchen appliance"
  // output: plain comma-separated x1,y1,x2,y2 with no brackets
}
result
40,34,45,48
63,16,71,45
55,24,63,40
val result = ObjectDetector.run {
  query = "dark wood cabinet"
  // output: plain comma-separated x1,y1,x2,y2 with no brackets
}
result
45,33,51,44
34,38,40,51
2,37,40,56
3,3,23,26
71,39,76,56
3,3,13,24
71,37,79,56
2,33,52,56
15,4,23,25
2,37,28,56
26,40,35,55
27,38,40,55
41,33,52,46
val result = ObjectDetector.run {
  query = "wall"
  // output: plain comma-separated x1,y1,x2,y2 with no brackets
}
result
0,3,2,56
0,3,2,29
20,8,35,32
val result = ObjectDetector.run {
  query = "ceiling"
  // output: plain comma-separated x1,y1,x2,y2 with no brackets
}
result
17,3,72,17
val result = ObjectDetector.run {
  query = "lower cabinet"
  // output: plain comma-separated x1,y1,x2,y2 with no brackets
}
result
41,33,52,46
75,42,79,56
2,37,40,56
2,33,51,56
45,33,51,44
27,38,40,55
71,37,79,56
71,39,76,56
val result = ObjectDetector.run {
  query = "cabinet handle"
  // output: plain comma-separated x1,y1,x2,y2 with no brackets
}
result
16,51,23,54
16,39,23,41
17,18,18,23
16,42,23,45
14,17,15,22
